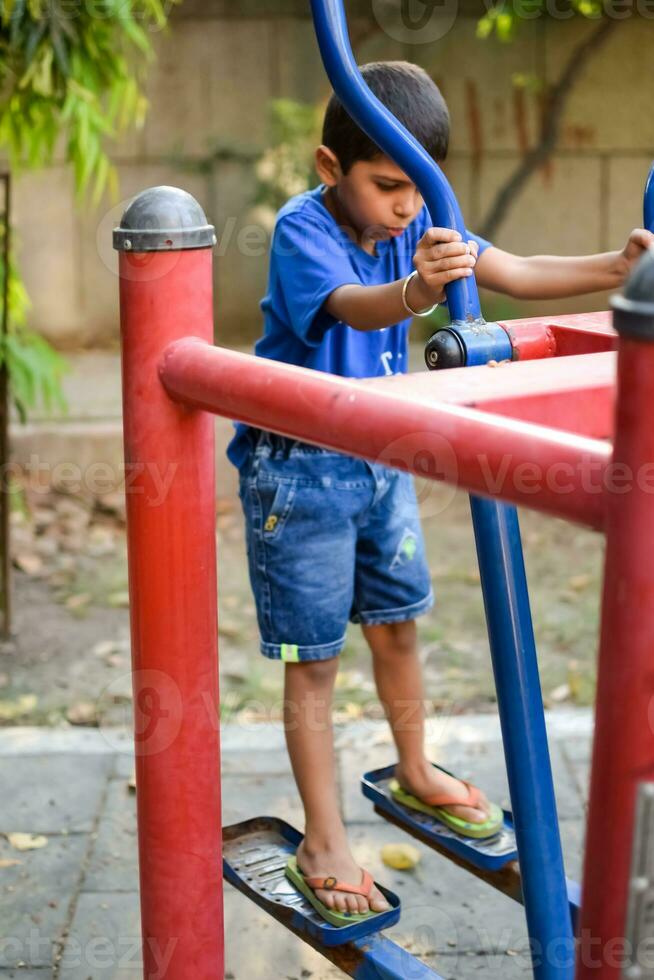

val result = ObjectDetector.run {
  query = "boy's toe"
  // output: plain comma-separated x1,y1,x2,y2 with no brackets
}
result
333,893,348,913
369,886,390,912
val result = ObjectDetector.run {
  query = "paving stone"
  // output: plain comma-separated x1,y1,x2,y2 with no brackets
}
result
87,768,304,894
110,754,136,781
559,818,585,885
0,833,87,968
434,950,550,979
0,729,129,757
57,892,142,980
83,780,139,894
220,723,288,753
0,972,52,978
221,772,305,829
347,821,527,956
1,720,591,980
224,885,536,979
337,737,398,824
565,758,590,805
560,738,591,806
0,755,113,835
224,882,342,979
560,736,592,764
221,748,295,778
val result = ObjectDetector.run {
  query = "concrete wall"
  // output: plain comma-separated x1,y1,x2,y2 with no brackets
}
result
12,5,654,349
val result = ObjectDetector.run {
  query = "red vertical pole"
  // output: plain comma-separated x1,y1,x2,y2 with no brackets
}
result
114,188,223,979
577,248,654,979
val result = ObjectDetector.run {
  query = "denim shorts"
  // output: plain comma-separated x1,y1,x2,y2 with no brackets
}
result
237,430,434,662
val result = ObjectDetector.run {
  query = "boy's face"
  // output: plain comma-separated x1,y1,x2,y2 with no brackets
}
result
316,148,425,244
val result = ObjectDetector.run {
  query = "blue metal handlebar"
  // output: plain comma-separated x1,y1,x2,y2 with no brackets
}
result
645,162,654,232
309,0,482,323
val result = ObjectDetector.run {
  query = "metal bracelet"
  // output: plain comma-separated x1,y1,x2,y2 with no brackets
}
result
402,270,439,318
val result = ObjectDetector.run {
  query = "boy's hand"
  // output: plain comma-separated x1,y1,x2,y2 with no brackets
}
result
412,228,478,304
614,228,654,283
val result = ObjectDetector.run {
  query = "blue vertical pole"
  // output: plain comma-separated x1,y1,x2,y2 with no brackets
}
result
644,161,654,232
470,498,574,978
309,0,480,324
309,3,574,977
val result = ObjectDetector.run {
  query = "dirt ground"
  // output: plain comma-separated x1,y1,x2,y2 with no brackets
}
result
0,474,603,730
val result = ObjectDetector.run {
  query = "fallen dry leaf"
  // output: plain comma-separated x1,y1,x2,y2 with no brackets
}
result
66,701,99,726
568,574,591,592
218,620,241,639
96,492,126,522
13,553,43,576
107,591,130,608
380,843,421,871
549,683,571,703
0,694,37,722
0,858,22,868
92,640,116,658
6,833,48,852
65,593,91,611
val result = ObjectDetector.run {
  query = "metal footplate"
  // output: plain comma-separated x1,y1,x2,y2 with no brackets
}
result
222,816,446,978
362,763,518,872
362,763,581,930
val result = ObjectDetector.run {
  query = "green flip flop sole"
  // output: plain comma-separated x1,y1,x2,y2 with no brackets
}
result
285,856,389,928
389,779,504,839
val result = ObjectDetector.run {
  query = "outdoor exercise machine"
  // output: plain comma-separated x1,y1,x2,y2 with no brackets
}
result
113,0,654,977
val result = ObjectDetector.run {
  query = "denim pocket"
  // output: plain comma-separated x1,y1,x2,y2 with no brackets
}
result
258,479,297,541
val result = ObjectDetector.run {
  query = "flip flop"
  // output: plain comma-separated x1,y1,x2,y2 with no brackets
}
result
285,855,391,928
389,777,504,840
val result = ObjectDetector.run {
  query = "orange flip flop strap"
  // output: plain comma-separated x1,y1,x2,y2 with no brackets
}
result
303,869,374,897
419,780,482,809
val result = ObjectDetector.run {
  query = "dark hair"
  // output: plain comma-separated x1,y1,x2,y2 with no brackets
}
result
322,61,449,173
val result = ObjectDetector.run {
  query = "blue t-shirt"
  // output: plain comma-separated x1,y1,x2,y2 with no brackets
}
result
227,185,491,470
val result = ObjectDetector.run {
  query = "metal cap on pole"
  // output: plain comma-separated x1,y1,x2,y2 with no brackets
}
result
113,185,216,253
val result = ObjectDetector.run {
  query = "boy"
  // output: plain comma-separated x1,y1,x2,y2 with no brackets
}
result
227,61,653,921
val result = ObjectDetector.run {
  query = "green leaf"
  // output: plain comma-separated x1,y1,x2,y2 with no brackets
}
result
0,0,176,419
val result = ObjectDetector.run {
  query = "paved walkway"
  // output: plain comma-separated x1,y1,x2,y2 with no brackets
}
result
0,710,592,979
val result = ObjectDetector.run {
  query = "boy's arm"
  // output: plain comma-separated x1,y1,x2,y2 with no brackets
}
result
476,229,654,300
325,228,477,331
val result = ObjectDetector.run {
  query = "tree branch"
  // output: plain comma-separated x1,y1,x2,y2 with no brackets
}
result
479,17,617,241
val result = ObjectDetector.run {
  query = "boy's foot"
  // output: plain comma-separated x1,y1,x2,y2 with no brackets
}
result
296,837,390,915
394,760,491,824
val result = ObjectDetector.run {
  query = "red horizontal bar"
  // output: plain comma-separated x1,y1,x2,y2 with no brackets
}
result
159,339,610,530
499,310,616,361
363,351,616,439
